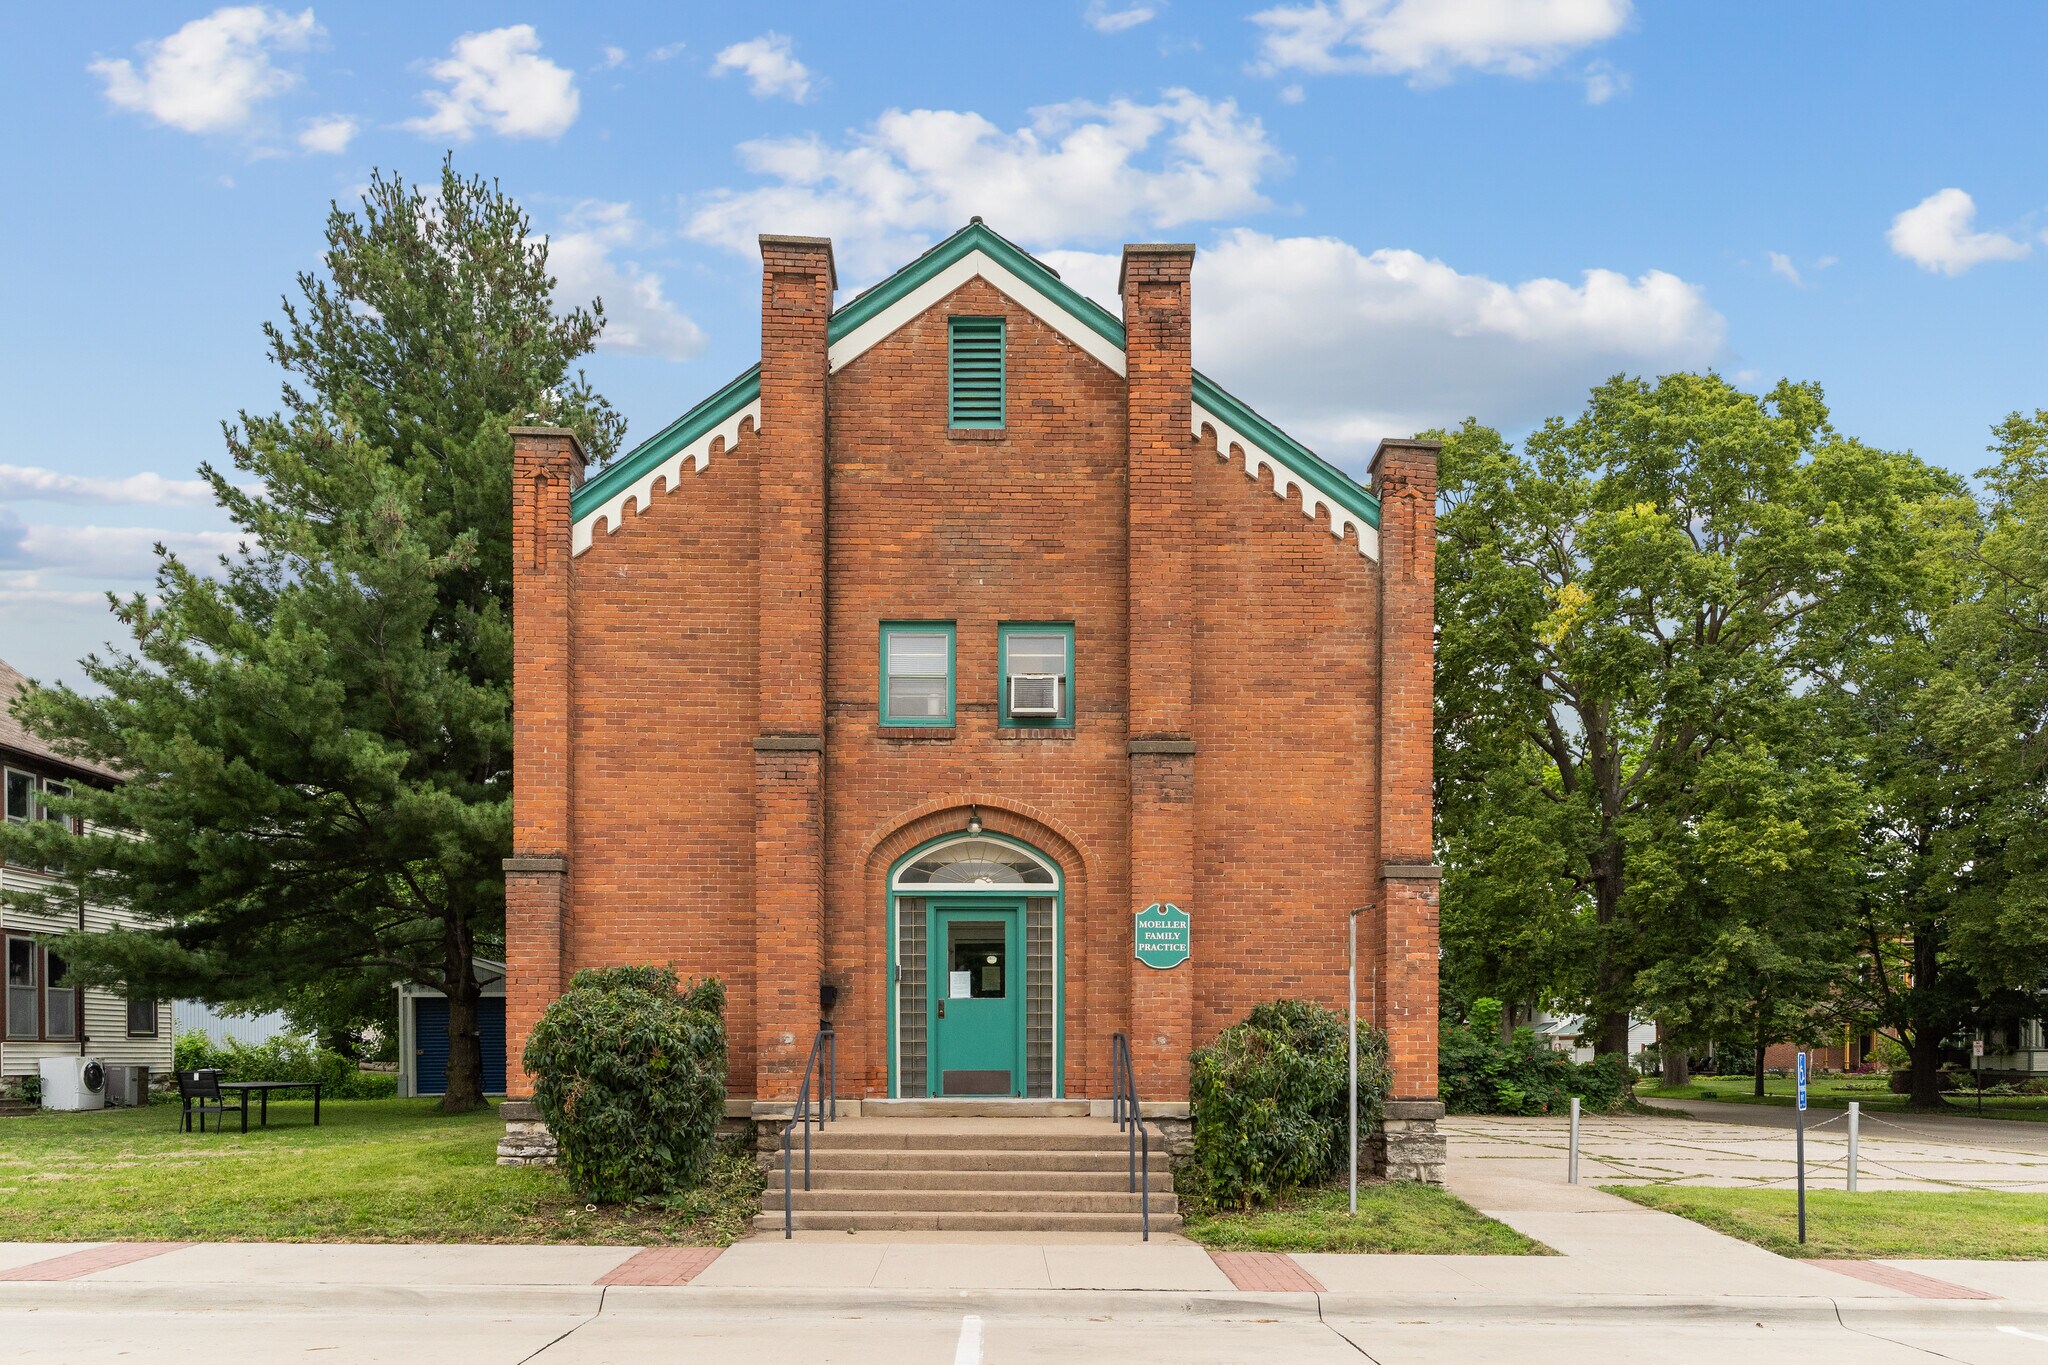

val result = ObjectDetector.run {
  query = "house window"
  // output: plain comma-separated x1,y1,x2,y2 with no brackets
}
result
5,938,35,1040
999,624,1074,728
4,768,31,823
880,623,955,727
127,997,159,1038
43,949,76,1041
39,779,70,824
948,317,1005,428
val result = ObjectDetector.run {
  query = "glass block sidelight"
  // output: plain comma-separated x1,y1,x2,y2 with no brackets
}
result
896,897,928,1098
1026,896,1055,1098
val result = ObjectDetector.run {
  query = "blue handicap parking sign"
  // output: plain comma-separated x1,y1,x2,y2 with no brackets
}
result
1796,1052,1808,1111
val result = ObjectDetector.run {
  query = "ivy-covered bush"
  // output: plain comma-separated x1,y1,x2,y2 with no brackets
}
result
1438,999,1629,1116
523,965,728,1203
172,1032,397,1099
1188,998,1390,1210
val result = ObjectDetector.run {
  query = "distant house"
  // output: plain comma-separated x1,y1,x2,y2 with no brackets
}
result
171,1000,295,1049
1,658,174,1086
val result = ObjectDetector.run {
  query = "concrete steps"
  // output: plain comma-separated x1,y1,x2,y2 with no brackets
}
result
754,1110,1178,1235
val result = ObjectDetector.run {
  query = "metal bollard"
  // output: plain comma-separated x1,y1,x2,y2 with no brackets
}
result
1569,1097,1581,1185
1847,1101,1859,1193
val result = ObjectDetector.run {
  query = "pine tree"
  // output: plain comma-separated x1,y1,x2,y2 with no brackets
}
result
0,160,619,1111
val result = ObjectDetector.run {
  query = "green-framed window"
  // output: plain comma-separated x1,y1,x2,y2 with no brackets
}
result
881,622,956,727
998,623,1074,728
948,316,1005,428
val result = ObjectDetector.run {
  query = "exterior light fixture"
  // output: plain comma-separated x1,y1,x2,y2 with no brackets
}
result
966,805,982,836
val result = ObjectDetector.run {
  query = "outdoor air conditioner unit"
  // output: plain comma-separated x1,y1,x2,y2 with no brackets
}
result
104,1064,149,1108
1008,673,1061,717
38,1056,106,1112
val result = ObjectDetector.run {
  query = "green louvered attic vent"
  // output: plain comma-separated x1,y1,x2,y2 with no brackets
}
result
948,316,1006,428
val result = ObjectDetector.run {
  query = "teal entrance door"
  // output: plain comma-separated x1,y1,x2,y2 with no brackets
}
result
929,903,1024,1097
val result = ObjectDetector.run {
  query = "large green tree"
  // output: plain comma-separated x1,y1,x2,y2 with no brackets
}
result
1436,372,1958,1059
0,161,620,1110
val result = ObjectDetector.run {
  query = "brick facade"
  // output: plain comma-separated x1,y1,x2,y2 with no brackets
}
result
508,224,1440,1149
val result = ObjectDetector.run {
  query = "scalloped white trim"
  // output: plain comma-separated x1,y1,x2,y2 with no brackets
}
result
1193,402,1379,560
571,400,759,555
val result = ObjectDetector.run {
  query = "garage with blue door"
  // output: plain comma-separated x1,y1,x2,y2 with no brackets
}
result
398,959,508,1097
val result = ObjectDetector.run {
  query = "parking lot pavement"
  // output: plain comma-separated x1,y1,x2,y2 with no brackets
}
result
1446,1109,2048,1192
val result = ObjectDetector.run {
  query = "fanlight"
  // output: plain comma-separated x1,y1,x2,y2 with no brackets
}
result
894,837,1057,887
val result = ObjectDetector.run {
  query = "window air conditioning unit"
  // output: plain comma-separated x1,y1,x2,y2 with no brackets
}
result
1009,674,1061,717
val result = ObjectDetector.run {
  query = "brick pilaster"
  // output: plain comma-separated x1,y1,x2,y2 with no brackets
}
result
1370,437,1442,1101
754,235,835,1098
507,425,585,1097
1122,244,1197,1097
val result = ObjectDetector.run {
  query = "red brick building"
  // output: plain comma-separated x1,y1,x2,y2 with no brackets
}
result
506,222,1445,1176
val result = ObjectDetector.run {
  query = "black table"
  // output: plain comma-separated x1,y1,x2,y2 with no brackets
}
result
217,1080,323,1131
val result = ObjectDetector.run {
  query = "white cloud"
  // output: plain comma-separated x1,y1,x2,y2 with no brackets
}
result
1582,59,1626,104
89,6,320,134
711,33,813,103
1887,188,2032,277
600,45,628,70
0,513,244,578
1046,229,1724,462
1252,0,1630,83
685,90,1280,279
1766,251,1802,286
407,25,579,141
1086,2,1159,33
297,113,356,154
649,42,688,62
1278,83,1307,104
545,203,707,362
0,464,236,508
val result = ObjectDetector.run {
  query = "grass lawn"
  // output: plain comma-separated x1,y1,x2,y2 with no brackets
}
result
0,1098,761,1245
1638,1074,2048,1124
1608,1185,2048,1259
1179,1180,1549,1255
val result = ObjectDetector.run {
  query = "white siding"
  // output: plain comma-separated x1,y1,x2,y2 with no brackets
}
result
1,861,175,1082
172,1001,294,1047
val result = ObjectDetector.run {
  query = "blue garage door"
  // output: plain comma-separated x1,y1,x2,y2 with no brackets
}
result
415,996,507,1095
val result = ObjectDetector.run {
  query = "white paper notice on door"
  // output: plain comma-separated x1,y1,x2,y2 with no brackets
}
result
949,971,973,999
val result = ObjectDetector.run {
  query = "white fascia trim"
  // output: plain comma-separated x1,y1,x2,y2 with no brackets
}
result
1193,401,1380,561
828,249,1126,378
571,399,760,555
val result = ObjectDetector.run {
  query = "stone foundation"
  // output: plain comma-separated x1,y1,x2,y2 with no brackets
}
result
1370,1098,1445,1184
496,1099,559,1166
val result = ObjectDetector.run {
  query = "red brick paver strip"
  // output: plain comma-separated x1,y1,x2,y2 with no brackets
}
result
1207,1250,1326,1293
0,1243,192,1282
596,1247,724,1287
1809,1260,2000,1300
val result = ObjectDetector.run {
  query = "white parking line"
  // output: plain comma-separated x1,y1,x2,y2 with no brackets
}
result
1998,1325,2048,1343
954,1313,984,1365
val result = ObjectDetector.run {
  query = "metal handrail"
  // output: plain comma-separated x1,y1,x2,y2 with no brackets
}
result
780,1024,837,1239
1110,1031,1151,1241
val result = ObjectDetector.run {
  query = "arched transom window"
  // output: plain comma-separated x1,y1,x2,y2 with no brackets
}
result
892,836,1059,889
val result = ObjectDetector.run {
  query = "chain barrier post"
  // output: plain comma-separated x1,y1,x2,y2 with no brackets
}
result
1795,1051,1808,1244
1569,1096,1581,1185
1847,1100,1859,1193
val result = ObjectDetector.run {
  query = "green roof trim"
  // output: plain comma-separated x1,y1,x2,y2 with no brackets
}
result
1192,370,1380,531
573,363,759,520
572,221,1379,532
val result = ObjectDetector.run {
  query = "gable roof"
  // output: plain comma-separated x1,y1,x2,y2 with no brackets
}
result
0,657,121,783
571,221,1381,558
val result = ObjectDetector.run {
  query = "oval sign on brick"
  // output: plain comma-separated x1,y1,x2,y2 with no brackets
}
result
1134,902,1190,970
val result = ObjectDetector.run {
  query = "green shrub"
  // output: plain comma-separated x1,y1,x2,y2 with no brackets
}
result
171,1031,398,1099
1189,998,1390,1210
523,965,728,1203
1438,999,1628,1116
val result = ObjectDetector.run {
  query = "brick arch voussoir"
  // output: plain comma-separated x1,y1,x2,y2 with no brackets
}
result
858,794,1094,894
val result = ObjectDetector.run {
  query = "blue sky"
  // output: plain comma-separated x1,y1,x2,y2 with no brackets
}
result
5,2,2046,688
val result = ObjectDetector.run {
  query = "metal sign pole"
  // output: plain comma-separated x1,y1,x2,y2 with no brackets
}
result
1348,907,1361,1216
1847,1101,1859,1192
1796,1051,1808,1245
1569,1097,1581,1185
